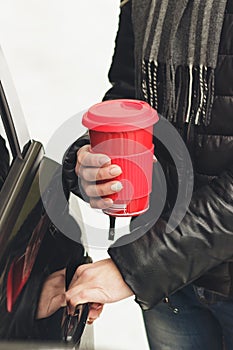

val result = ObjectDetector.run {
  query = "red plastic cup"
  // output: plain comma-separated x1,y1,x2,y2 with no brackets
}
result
82,99,159,216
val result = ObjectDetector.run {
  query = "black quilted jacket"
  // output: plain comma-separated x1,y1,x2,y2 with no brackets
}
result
63,0,233,310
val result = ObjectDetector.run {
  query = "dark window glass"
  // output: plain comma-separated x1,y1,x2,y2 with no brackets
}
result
0,120,11,191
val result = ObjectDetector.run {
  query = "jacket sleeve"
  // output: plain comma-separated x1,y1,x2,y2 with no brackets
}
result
108,163,233,310
62,130,90,198
103,1,135,101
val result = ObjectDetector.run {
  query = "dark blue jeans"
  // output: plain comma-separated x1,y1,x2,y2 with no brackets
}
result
143,284,233,350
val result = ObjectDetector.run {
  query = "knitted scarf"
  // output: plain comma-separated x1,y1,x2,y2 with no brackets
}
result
131,0,227,125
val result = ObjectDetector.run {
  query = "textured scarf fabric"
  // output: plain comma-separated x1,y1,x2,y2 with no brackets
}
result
131,0,227,125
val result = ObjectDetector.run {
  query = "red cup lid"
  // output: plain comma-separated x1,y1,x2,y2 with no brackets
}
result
82,99,159,132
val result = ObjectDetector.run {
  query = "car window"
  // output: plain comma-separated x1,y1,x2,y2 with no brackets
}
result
0,47,31,192
0,120,12,191
0,48,30,154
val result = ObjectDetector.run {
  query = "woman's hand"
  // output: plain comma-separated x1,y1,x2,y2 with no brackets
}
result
76,145,123,209
66,259,133,315
36,268,104,324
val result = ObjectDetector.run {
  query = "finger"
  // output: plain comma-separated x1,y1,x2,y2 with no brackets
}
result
87,309,103,325
87,318,95,325
88,305,104,320
89,197,113,209
90,303,103,311
48,293,67,317
82,180,123,198
78,164,122,182
66,287,108,313
88,308,102,320
76,146,111,168
37,293,66,319
55,293,67,308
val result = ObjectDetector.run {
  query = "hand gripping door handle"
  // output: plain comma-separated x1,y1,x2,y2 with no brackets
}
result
62,303,89,347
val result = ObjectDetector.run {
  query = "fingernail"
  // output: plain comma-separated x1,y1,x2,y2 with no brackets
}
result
153,155,157,163
92,304,103,310
111,182,123,192
99,156,111,166
103,198,113,205
109,165,122,176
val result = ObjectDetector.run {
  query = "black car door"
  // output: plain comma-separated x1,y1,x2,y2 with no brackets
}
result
0,46,92,349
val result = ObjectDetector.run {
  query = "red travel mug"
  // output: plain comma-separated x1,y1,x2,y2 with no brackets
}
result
82,99,159,216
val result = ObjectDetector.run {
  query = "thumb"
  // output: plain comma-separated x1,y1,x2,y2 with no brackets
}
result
37,293,66,319
50,293,67,314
